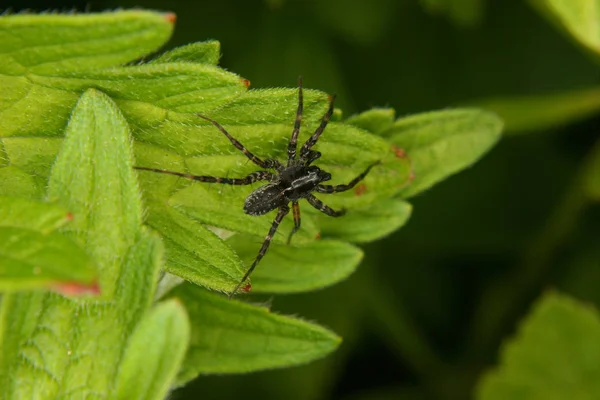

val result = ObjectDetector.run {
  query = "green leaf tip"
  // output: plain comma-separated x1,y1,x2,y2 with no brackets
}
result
0,196,97,292
530,0,600,56
228,236,364,293
477,291,600,399
0,10,174,75
383,108,503,198
116,299,190,400
0,226,97,292
48,88,143,296
171,284,341,381
0,195,72,234
318,198,412,243
346,107,396,135
152,40,221,65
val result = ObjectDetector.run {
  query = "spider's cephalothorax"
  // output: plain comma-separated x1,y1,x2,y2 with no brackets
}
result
244,162,332,216
135,77,379,297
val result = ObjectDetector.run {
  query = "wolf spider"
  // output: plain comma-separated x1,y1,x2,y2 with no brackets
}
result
136,77,379,297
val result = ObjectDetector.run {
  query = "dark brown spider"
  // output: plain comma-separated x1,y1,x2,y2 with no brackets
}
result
135,77,379,297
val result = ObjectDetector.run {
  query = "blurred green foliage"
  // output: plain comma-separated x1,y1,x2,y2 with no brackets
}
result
1,0,600,399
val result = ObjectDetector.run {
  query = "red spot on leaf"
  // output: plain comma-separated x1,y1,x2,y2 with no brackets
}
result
390,144,415,186
65,212,74,221
163,13,177,23
392,145,407,158
315,232,322,240
53,280,100,297
240,282,252,293
355,183,367,196
241,78,251,88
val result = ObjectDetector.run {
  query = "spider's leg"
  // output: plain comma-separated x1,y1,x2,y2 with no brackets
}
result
315,161,380,193
287,76,303,164
286,201,301,245
135,167,274,185
306,194,345,217
229,205,290,298
299,93,336,158
304,150,321,165
197,114,274,169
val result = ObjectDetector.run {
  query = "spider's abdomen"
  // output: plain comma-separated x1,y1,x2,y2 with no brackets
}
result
244,183,286,216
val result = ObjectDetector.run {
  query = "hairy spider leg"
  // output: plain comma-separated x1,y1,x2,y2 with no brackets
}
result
134,167,274,185
304,150,321,165
197,114,280,170
305,194,345,217
229,205,290,298
315,161,381,193
299,94,336,159
287,76,304,164
287,201,301,245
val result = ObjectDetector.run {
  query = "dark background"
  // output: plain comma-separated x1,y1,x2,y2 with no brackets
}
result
4,0,600,399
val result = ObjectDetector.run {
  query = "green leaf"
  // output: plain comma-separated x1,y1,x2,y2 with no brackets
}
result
473,87,600,134
47,89,143,296
0,196,96,291
2,63,246,139
0,11,249,293
317,198,413,243
529,0,600,55
116,299,190,400
0,138,63,185
227,235,363,293
0,166,43,199
0,227,96,292
2,10,409,296
0,13,246,198
152,40,221,65
346,108,396,135
0,11,174,75
0,139,8,167
383,109,502,198
0,88,162,398
145,204,245,293
0,230,162,399
116,228,164,319
477,292,600,399
0,195,71,233
170,284,341,382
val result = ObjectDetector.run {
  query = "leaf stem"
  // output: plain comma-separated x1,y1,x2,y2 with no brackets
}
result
365,260,445,377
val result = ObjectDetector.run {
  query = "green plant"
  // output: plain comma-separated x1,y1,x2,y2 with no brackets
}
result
0,10,500,397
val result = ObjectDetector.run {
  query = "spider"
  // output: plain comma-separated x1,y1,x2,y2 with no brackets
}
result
135,77,379,297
